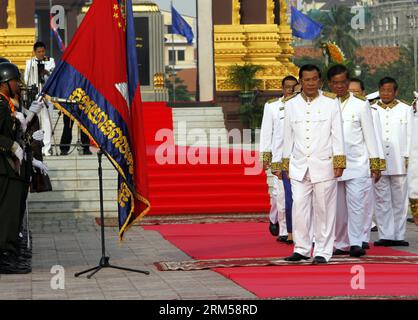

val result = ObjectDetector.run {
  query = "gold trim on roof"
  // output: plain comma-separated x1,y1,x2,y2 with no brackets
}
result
232,0,241,25
82,3,160,14
7,0,16,29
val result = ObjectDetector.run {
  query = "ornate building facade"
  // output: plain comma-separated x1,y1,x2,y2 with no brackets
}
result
0,0,36,70
213,0,298,92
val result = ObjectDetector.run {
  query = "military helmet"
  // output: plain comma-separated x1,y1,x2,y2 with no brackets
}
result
0,62,21,83
0,57,10,64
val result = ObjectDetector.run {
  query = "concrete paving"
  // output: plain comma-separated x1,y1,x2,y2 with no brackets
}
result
0,212,417,300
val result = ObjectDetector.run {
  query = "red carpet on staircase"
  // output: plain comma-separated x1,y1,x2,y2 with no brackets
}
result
144,222,418,299
141,102,270,216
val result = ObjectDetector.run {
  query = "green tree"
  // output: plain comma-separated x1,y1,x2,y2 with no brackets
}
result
165,68,193,102
315,6,359,61
226,63,264,93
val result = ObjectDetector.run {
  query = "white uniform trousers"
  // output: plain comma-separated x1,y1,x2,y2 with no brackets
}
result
374,175,408,240
362,178,375,243
40,101,54,155
291,170,337,261
335,177,373,250
269,175,287,236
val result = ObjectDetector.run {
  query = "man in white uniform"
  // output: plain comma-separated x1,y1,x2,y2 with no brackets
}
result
408,109,418,226
349,79,386,247
327,65,381,258
260,76,298,241
277,64,346,264
24,42,55,156
373,77,413,246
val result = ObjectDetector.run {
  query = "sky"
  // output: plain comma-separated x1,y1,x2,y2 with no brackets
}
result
152,0,196,17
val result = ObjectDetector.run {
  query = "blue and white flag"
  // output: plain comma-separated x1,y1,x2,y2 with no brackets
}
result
171,5,194,44
291,6,323,40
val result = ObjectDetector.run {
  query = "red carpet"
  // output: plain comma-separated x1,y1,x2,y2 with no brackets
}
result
215,264,418,298
145,222,418,298
141,102,270,216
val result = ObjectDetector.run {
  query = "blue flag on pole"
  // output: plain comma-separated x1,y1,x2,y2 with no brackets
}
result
171,5,194,44
291,6,323,40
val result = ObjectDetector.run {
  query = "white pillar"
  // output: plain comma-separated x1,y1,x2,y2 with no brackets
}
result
197,0,214,102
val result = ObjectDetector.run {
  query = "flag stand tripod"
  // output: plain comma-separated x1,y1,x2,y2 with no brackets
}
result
74,150,150,279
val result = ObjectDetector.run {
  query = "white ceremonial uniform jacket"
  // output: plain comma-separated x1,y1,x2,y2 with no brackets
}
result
281,91,346,184
374,99,413,175
408,112,418,218
24,57,56,87
338,92,380,181
259,97,285,166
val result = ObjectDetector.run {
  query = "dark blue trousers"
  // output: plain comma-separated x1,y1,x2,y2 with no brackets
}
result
282,171,293,233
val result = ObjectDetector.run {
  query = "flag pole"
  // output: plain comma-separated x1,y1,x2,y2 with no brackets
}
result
49,0,53,58
171,0,176,102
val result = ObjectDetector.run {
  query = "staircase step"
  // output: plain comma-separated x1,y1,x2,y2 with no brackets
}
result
28,188,117,201
148,203,270,215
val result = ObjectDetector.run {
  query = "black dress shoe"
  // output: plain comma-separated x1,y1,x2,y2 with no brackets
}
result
0,252,31,274
286,239,294,245
350,246,366,257
284,252,310,262
60,150,69,156
392,240,409,246
83,149,93,155
407,218,414,223
312,256,327,264
333,249,349,256
362,242,370,250
370,226,378,232
269,222,279,236
374,239,393,247
277,235,288,243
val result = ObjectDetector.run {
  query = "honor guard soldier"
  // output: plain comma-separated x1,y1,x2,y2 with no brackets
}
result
0,62,31,273
408,108,418,226
278,64,346,264
327,66,381,258
24,42,55,156
373,77,413,247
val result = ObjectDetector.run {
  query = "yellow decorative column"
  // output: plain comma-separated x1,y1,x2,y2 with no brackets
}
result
214,0,298,92
0,0,35,70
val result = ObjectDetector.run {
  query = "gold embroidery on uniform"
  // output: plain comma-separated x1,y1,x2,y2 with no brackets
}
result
282,158,290,171
410,198,418,218
380,159,387,171
369,158,380,171
339,92,350,103
271,162,282,171
301,92,319,102
377,100,399,110
262,152,272,164
333,155,346,169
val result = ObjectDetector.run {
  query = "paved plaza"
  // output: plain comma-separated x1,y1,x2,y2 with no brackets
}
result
0,213,417,300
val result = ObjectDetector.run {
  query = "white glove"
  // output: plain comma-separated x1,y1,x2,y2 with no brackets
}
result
29,101,44,114
14,112,27,132
32,130,45,142
12,142,24,163
414,91,418,99
32,159,48,175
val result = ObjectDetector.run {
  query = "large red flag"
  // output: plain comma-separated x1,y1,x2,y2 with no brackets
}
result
43,0,150,239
